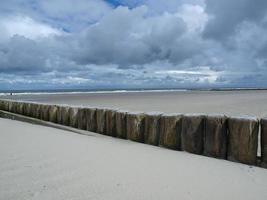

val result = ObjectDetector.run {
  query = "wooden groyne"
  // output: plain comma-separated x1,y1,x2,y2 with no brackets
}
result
0,99,266,168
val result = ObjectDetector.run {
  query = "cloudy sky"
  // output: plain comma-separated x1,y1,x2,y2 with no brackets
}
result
0,0,267,90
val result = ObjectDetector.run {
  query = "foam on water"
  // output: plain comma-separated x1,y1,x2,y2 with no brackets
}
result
0,89,189,96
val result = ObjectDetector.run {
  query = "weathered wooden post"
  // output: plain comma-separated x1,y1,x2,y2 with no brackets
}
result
86,107,96,132
228,117,259,165
126,112,145,142
4,101,10,112
181,114,205,154
144,112,162,146
30,103,40,119
105,109,117,137
96,108,107,134
204,115,227,159
56,105,64,124
23,102,32,117
40,104,50,121
37,103,42,119
115,110,128,139
48,105,58,123
11,101,18,113
0,100,8,111
15,102,22,114
0,100,4,111
159,113,182,150
61,106,70,126
69,106,79,128
17,102,25,115
8,101,15,113
77,107,87,130
261,118,267,168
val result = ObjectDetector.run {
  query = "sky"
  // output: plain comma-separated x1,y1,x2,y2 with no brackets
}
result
0,0,267,90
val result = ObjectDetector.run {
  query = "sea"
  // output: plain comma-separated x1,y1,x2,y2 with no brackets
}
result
0,87,266,96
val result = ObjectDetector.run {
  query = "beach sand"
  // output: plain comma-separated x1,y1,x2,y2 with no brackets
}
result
1,118,267,200
3,90,267,117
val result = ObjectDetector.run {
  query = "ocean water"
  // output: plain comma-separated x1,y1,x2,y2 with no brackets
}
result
0,88,190,96
0,87,265,96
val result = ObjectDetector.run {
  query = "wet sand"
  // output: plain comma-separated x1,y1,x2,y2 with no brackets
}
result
3,90,267,117
1,118,267,200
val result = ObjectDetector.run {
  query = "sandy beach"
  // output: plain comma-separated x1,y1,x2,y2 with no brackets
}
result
0,118,267,200
3,90,267,118
2,0,267,199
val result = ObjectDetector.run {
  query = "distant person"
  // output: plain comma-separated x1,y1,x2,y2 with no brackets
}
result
10,93,12,96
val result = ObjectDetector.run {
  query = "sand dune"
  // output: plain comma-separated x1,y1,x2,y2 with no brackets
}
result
1,118,267,200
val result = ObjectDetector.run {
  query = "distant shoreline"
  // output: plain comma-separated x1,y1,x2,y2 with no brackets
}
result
1,87,267,96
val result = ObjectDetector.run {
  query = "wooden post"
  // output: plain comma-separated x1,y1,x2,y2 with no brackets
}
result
204,115,227,159
181,114,205,155
228,117,259,165
159,113,182,150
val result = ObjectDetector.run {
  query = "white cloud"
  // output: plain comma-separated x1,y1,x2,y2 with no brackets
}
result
39,0,112,31
176,4,208,32
0,16,62,40
143,0,205,15
155,66,220,83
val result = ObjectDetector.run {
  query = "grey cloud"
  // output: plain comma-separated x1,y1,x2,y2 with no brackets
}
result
72,6,205,67
0,36,50,73
201,0,267,82
1,0,267,90
0,0,112,32
0,34,84,74
0,1,209,78
113,0,205,14
203,0,267,40
39,0,112,31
